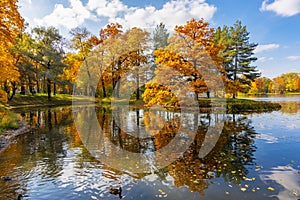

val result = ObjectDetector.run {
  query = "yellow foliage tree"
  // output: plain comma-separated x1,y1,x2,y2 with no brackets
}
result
0,0,24,98
143,18,223,107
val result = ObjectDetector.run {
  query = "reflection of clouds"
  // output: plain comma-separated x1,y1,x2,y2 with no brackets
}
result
260,165,300,200
287,123,298,130
256,133,278,143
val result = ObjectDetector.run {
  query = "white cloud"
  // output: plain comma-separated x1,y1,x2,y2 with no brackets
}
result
34,0,93,29
287,55,300,61
260,0,300,17
33,0,217,32
257,57,274,63
109,0,217,30
254,44,280,53
260,166,300,200
87,0,128,18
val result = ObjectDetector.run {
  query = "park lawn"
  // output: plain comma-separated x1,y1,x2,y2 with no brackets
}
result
4,93,98,108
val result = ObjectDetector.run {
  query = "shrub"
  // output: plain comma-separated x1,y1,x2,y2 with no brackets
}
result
0,90,8,103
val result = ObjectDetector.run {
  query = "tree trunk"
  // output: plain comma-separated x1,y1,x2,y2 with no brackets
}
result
136,68,140,101
20,85,25,95
37,80,40,93
53,82,56,96
101,78,106,98
47,78,51,101
206,91,210,98
43,76,46,93
8,81,17,101
115,76,121,98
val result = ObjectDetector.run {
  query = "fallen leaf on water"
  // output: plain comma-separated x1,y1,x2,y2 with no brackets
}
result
225,191,229,195
255,165,262,170
126,188,131,191
267,187,275,191
240,188,247,192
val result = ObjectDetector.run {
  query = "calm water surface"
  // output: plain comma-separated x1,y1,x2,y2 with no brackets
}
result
0,96,299,200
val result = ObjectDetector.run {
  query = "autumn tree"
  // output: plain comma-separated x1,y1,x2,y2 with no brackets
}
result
69,27,96,96
122,27,150,100
272,77,285,94
281,72,300,92
215,21,259,98
143,18,223,107
63,53,82,94
9,32,36,97
0,0,24,99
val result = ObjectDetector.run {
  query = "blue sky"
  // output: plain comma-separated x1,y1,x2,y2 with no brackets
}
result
18,0,300,78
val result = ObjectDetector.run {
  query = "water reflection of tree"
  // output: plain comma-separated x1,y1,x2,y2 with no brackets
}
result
167,114,257,194
279,101,300,114
0,107,77,199
96,108,258,195
19,108,74,176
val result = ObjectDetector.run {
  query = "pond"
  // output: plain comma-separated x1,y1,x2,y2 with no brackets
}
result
0,96,299,200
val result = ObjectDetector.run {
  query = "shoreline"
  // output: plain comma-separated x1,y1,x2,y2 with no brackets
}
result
0,120,30,153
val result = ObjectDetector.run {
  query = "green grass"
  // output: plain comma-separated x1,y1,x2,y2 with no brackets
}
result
196,98,281,113
4,93,98,108
226,98,281,113
0,110,20,134
101,97,281,113
1,93,282,114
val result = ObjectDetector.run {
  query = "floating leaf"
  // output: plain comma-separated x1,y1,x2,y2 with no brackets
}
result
267,187,275,191
240,188,247,192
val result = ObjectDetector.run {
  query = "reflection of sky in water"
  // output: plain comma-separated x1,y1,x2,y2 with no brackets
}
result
247,97,300,200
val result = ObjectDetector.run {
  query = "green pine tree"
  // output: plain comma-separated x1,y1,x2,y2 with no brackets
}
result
215,20,260,98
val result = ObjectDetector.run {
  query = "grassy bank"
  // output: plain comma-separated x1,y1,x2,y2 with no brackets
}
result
2,93,98,108
225,98,281,113
197,98,281,113
0,108,20,134
100,97,282,113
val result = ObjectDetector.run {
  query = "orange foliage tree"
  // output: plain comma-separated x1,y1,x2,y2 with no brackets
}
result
0,0,24,99
143,18,223,107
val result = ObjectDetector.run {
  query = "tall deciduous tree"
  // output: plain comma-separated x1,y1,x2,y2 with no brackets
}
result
215,21,259,98
143,18,223,107
123,27,150,100
69,27,95,96
31,26,65,100
0,0,24,98
9,32,37,97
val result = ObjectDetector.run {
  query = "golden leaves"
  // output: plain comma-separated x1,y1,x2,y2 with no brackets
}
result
0,0,24,82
